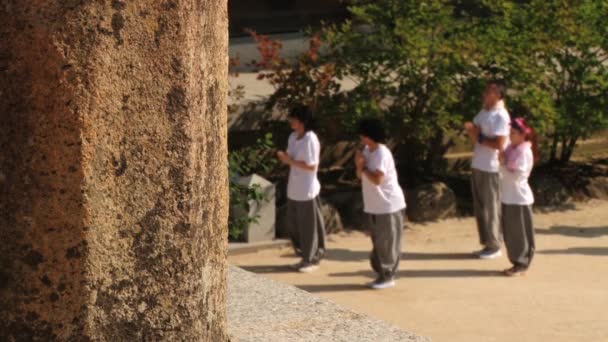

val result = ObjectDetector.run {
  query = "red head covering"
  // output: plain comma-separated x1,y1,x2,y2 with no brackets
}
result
511,117,531,135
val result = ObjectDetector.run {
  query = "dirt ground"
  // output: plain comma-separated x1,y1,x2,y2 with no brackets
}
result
230,200,608,342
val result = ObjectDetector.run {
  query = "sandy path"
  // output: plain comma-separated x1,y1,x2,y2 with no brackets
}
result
230,200,608,342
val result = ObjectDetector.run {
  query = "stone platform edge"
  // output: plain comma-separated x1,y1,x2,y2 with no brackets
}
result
228,239,291,256
227,266,429,342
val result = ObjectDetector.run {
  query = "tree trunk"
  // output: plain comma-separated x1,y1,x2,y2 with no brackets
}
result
549,132,559,162
560,136,578,163
423,129,451,177
0,1,228,340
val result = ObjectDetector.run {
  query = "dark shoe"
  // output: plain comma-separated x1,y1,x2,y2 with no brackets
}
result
503,265,527,277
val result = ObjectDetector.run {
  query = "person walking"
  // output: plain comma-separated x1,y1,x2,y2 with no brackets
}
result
464,81,511,259
500,117,537,276
354,119,406,289
277,105,326,273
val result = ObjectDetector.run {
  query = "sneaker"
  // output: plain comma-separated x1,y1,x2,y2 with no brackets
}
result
478,248,502,260
503,265,527,277
288,261,305,270
289,261,319,272
297,263,319,273
367,277,396,290
472,248,486,257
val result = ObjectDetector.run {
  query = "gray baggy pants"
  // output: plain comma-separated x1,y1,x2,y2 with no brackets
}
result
471,169,502,250
287,197,326,264
502,204,535,268
368,211,404,279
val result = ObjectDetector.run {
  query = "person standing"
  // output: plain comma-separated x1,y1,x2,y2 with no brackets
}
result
354,119,406,289
277,106,326,273
500,117,537,276
464,81,511,259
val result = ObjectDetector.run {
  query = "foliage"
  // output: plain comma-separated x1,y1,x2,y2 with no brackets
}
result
473,0,608,163
247,30,345,139
245,0,608,178
227,56,278,240
228,133,276,240
530,0,608,163
323,0,484,178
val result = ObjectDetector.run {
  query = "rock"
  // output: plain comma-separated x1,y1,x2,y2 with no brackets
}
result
276,199,344,238
320,200,344,234
406,182,457,222
325,191,368,230
232,174,276,243
321,140,357,169
585,176,608,200
530,175,572,207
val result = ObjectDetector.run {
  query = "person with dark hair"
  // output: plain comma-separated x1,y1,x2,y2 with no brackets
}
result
277,106,325,273
354,118,406,289
499,117,537,276
464,81,511,259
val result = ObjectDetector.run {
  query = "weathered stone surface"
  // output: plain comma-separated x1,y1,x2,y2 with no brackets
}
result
406,182,457,222
276,199,344,238
585,176,608,200
320,200,345,235
0,1,228,340
530,175,572,207
325,191,368,230
233,174,276,242
227,266,429,342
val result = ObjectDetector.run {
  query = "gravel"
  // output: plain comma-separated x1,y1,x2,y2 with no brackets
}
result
227,266,430,342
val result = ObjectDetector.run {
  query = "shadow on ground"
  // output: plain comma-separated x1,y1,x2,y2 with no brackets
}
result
238,265,294,274
328,269,501,280
536,225,608,238
320,249,475,262
538,247,608,256
296,284,369,293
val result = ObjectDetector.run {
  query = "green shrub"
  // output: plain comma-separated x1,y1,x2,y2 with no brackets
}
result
228,133,276,240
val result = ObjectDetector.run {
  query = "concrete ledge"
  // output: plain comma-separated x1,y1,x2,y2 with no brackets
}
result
227,266,429,342
228,239,291,256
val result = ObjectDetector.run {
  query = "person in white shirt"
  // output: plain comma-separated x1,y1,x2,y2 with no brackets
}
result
354,119,406,290
277,106,325,273
499,117,537,276
464,81,511,260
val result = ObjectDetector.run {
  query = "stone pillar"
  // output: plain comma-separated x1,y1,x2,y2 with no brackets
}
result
0,1,228,340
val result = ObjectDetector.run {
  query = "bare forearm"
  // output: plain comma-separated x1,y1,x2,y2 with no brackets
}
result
468,131,479,145
362,169,384,185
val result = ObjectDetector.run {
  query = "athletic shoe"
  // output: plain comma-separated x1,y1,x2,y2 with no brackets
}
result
478,248,502,260
289,261,319,272
367,277,396,290
297,263,319,273
288,261,305,270
472,248,486,257
503,265,527,277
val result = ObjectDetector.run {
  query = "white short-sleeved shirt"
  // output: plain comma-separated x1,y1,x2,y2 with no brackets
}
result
286,131,321,201
472,100,511,173
361,144,406,214
501,143,535,205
